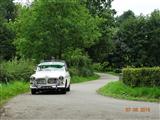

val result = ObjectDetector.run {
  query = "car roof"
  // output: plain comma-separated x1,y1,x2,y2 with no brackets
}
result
38,62,65,66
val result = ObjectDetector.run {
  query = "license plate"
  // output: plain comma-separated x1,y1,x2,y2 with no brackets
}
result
41,86,52,89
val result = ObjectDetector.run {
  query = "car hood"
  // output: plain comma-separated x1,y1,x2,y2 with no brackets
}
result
31,71,66,78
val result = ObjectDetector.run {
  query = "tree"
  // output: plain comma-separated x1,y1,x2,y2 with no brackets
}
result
0,0,17,22
85,0,116,63
14,0,101,61
0,0,17,60
116,10,135,25
86,0,114,16
144,10,160,66
110,10,160,68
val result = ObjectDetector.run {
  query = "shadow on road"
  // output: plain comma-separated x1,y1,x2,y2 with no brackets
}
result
31,90,68,95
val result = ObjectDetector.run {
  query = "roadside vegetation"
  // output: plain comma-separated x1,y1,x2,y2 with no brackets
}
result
0,59,35,83
0,81,29,107
98,67,160,102
98,81,160,102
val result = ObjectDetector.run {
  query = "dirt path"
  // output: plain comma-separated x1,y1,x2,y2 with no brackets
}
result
1,73,159,120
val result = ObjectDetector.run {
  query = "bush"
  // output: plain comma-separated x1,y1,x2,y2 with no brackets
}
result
92,63,103,72
69,67,80,76
63,48,93,77
113,68,122,73
122,67,160,87
0,59,35,83
79,67,93,77
92,62,122,73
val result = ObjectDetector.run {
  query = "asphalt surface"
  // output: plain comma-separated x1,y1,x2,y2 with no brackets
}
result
1,73,160,120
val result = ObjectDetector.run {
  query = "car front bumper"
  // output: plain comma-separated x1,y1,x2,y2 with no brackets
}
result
30,84,65,89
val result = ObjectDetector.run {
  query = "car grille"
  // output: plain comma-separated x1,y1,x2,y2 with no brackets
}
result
36,78,46,84
48,78,58,84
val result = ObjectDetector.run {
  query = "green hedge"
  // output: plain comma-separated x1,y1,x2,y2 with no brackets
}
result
122,67,160,87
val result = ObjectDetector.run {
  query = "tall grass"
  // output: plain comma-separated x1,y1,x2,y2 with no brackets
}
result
0,81,29,106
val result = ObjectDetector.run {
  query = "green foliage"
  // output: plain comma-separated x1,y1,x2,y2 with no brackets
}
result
0,0,18,60
64,48,91,67
14,0,101,61
98,81,160,102
122,67,160,87
64,48,93,76
86,0,115,16
116,10,135,25
110,10,160,68
0,81,29,106
0,59,35,83
0,19,15,60
86,0,116,63
79,67,93,77
92,62,121,73
0,0,17,22
92,63,103,71
68,67,80,76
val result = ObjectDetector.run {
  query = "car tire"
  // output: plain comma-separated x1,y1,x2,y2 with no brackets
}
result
66,84,70,91
61,88,66,94
31,89,36,94
61,81,67,94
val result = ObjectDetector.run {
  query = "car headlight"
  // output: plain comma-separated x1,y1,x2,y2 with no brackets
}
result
59,76,64,81
30,77,35,84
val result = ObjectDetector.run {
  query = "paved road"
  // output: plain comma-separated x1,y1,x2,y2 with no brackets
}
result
1,73,160,120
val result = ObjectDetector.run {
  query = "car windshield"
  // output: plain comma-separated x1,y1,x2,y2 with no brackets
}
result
37,65,65,71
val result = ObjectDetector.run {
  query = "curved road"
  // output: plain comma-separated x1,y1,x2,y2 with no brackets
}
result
1,73,160,120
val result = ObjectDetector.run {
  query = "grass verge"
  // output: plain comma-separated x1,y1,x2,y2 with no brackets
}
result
71,74,100,83
0,81,29,107
97,81,160,102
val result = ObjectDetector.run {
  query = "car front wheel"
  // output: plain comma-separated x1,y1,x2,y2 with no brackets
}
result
61,88,66,94
66,84,70,91
31,89,36,94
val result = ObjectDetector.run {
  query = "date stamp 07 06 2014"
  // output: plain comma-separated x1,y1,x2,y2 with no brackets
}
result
125,107,150,112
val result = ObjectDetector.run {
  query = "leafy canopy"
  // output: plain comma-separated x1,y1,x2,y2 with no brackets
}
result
14,0,101,60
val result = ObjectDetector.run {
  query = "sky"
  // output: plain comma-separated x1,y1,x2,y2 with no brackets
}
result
14,0,160,16
112,0,160,16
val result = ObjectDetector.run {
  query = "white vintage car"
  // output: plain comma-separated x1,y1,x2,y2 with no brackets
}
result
30,61,70,94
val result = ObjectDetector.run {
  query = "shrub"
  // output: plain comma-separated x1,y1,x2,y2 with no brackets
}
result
63,48,93,77
79,67,93,77
0,59,35,83
92,63,103,72
92,62,113,72
122,67,160,87
69,67,80,76
113,68,122,73
92,62,122,73
63,48,92,67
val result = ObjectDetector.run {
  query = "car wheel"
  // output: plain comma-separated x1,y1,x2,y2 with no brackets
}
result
31,89,36,94
61,88,66,94
61,81,67,94
66,84,70,91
